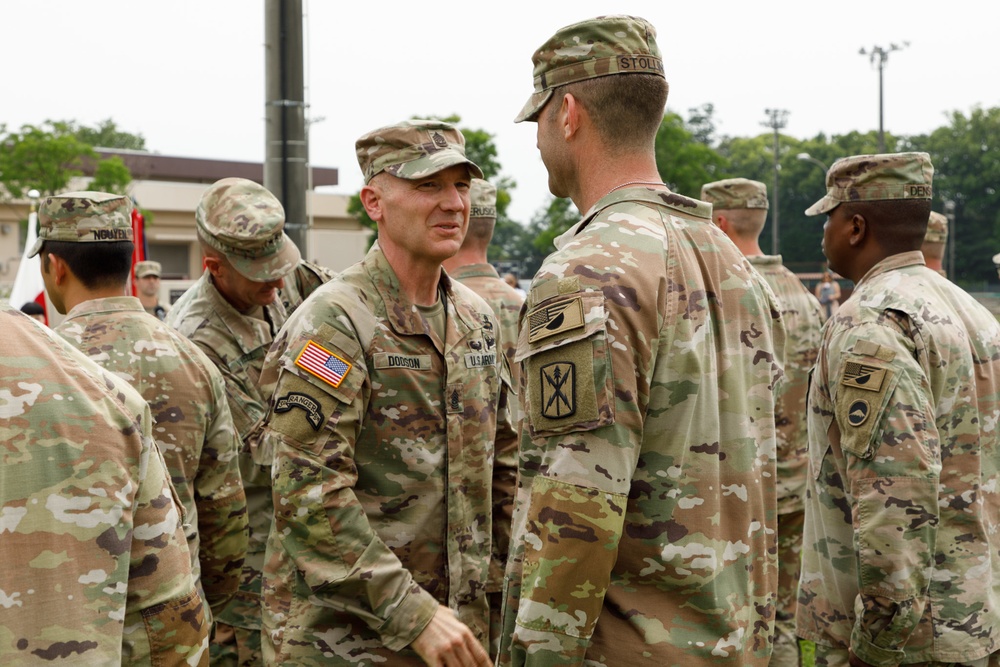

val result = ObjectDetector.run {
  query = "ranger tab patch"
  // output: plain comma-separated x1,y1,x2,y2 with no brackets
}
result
528,297,585,343
296,340,352,388
274,392,325,431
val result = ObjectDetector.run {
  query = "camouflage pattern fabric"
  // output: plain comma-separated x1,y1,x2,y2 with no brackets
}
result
700,177,770,210
257,243,517,665
498,186,783,666
747,255,823,667
28,190,133,257
925,211,948,244
135,260,163,278
0,306,208,665
447,260,524,657
279,259,337,315
798,251,1000,665
355,119,484,184
55,296,249,622
167,271,289,658
804,152,933,216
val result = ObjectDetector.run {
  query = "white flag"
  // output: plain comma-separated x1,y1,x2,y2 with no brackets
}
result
8,209,47,324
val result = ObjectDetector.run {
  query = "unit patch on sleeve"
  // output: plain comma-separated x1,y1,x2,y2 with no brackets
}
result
274,391,325,431
841,361,887,392
836,355,898,459
528,297,585,343
540,362,576,419
296,340,352,388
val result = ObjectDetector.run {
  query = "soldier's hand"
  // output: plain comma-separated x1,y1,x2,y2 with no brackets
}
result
411,605,490,667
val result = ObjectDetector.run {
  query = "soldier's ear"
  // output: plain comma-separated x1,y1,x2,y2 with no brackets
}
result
848,213,868,247
360,183,384,223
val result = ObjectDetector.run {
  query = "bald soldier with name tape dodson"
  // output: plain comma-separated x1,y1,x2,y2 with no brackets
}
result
799,152,1000,667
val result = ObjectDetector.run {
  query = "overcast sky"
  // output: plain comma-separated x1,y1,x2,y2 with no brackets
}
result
4,1,997,224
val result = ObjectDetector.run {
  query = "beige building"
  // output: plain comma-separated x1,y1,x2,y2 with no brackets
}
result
0,149,370,309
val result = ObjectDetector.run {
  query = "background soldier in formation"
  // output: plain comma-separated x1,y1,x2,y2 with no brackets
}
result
441,177,522,656
256,119,515,666
37,191,249,626
499,15,783,666
702,178,824,667
166,177,301,665
921,210,948,277
0,304,209,665
799,152,1000,666
135,259,170,319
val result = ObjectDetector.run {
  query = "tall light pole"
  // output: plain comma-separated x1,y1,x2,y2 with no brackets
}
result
859,42,908,153
762,109,789,255
796,152,828,173
944,199,956,279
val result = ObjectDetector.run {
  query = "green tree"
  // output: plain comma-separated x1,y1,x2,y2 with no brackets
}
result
907,106,1000,285
75,118,146,151
654,109,728,198
88,155,132,195
0,120,95,198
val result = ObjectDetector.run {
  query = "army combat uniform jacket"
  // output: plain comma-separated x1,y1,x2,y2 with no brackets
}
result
258,244,517,665
748,255,823,515
167,272,287,632
0,307,208,665
56,296,248,620
499,187,783,667
798,252,1000,665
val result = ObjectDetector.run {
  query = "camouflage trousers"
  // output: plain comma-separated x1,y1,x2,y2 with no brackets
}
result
773,509,804,667
210,622,262,666
813,645,1000,667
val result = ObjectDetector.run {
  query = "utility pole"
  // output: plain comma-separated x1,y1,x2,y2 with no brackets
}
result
859,42,908,153
264,0,308,256
762,109,788,255
944,199,956,279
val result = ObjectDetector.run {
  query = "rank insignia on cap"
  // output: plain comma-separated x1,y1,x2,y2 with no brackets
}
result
847,399,870,427
528,297,585,343
841,362,886,392
274,391,325,431
295,340,352,388
540,362,576,418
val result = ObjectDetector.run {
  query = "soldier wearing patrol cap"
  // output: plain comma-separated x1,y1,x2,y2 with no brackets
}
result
702,177,824,667
441,178,522,657
134,259,170,319
165,176,300,665
500,15,783,666
256,119,516,666
800,152,1000,667
38,191,249,637
921,210,948,276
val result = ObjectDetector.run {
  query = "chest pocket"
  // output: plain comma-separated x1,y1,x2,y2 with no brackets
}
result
516,291,615,437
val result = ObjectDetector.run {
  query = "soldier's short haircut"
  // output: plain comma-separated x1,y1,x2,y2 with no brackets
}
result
841,199,931,254
718,208,767,239
557,73,668,155
41,239,134,290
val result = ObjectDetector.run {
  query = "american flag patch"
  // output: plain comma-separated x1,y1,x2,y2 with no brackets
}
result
295,340,352,388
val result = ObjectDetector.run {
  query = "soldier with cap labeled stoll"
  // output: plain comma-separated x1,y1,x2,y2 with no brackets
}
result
0,301,209,665
499,15,784,666
921,210,948,277
441,177,522,658
255,119,517,666
702,177,824,667
165,177,301,665
135,259,170,320
798,152,1000,667
36,191,249,631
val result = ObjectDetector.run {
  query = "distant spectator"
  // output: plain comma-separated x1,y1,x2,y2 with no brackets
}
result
19,300,46,324
814,270,841,320
501,272,526,301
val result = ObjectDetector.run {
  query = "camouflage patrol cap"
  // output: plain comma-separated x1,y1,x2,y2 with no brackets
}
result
470,179,497,219
515,15,666,123
700,178,769,210
925,211,948,244
355,119,483,185
29,191,133,258
134,260,162,278
805,152,934,216
195,177,301,282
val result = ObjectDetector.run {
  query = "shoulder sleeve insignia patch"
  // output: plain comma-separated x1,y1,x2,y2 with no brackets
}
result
295,340,352,388
528,296,585,343
274,391,325,431
841,361,886,392
540,361,576,419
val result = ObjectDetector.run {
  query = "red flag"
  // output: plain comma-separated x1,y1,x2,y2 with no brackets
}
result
129,201,146,296
9,206,48,325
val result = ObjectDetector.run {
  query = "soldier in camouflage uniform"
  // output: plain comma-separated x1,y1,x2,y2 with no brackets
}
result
165,177,301,665
921,211,948,277
135,260,170,320
280,258,336,315
799,152,1000,667
441,177,522,658
35,191,249,625
499,16,783,666
256,119,517,666
0,304,209,665
702,178,824,667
